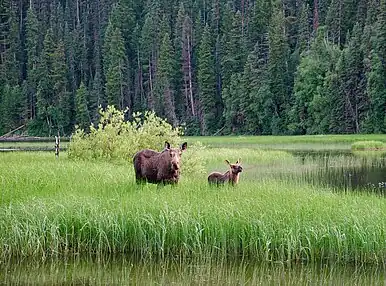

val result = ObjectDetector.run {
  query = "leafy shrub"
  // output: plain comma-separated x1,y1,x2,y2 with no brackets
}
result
68,106,181,160
180,141,207,176
351,141,386,151
67,106,206,175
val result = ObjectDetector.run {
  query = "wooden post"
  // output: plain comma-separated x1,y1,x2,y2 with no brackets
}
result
55,135,60,158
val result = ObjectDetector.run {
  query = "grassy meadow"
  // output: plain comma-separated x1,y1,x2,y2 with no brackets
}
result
187,134,386,151
1,136,386,264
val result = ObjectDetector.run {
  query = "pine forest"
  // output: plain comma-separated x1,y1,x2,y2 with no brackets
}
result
0,0,385,136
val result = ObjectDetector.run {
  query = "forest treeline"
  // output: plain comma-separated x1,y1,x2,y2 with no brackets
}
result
0,0,385,136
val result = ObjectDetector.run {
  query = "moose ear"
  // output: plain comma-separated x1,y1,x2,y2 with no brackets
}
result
180,142,187,151
164,141,171,150
225,160,230,165
236,158,241,164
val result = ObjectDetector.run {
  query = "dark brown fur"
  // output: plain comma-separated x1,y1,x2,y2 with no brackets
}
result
208,159,243,186
133,141,187,185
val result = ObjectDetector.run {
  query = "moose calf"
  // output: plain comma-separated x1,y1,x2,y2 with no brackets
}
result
208,159,243,186
133,141,187,186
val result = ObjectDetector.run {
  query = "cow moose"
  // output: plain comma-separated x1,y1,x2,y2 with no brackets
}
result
208,159,243,186
133,141,187,186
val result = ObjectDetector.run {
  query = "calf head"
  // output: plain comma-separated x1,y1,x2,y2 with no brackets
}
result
225,159,243,174
164,141,188,172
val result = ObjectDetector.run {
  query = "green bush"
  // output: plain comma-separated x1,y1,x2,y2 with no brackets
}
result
67,106,206,175
68,106,181,160
351,140,386,151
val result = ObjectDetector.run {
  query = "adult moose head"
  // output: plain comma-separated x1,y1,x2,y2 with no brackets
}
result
133,141,188,186
208,159,243,186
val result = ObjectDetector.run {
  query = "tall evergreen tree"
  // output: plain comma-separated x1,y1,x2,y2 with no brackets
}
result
139,6,162,111
222,73,244,134
25,7,40,121
326,0,343,45
221,9,245,88
75,82,90,131
241,37,271,135
289,31,340,135
0,2,21,86
363,50,386,133
35,28,57,135
197,24,218,135
267,3,289,134
103,22,128,109
53,41,72,135
0,84,23,133
363,0,386,132
297,2,311,55
155,32,178,126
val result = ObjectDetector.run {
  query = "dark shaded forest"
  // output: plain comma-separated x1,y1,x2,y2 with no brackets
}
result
0,0,385,136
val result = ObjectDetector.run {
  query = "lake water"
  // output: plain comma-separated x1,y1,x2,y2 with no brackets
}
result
292,151,386,193
1,256,385,285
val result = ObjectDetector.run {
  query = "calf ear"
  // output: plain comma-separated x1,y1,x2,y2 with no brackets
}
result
236,158,241,164
164,141,171,150
180,142,187,151
225,160,230,165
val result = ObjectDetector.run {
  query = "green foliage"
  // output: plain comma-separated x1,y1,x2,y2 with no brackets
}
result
267,3,290,134
68,105,182,161
289,28,341,135
351,141,386,150
103,23,128,109
75,82,90,131
154,32,178,125
1,0,386,136
198,25,218,135
222,73,244,134
241,38,270,135
0,84,24,133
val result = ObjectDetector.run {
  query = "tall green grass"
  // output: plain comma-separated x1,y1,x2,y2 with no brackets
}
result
1,152,386,264
351,141,386,151
187,134,386,150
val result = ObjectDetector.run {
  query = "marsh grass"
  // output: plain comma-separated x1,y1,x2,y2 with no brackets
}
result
0,141,69,149
187,135,386,150
1,152,386,264
351,141,386,151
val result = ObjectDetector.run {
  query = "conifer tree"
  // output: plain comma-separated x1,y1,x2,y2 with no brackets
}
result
103,22,128,109
363,50,386,133
197,25,218,135
140,7,161,111
36,28,57,135
268,3,289,134
222,73,244,134
25,7,40,121
221,10,245,88
155,32,178,125
241,37,270,134
363,0,386,132
75,82,90,131
326,0,343,45
53,41,72,134
0,84,23,133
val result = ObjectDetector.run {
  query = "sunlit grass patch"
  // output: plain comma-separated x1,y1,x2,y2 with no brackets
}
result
187,134,386,150
351,141,386,151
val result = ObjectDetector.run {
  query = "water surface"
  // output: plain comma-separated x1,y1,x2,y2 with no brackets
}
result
1,256,385,285
292,150,386,193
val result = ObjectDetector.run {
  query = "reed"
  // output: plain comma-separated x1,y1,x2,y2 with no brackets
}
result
187,135,386,150
1,152,386,265
351,141,386,151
